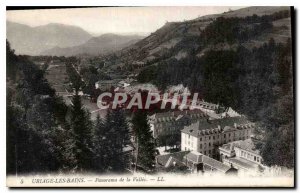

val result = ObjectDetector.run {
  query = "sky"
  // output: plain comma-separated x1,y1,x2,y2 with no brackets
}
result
7,6,245,36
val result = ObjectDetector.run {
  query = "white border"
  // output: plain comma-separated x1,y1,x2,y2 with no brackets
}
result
1,0,299,192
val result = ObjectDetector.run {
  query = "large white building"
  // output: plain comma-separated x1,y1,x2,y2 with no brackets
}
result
181,117,254,158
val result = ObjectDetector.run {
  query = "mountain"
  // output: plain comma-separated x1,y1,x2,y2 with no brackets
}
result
6,21,92,55
104,6,291,67
41,33,144,56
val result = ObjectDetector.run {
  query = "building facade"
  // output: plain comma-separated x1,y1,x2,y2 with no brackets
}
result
149,109,207,139
95,80,119,90
181,117,254,159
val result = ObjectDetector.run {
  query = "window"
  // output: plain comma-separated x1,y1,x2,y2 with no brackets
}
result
209,136,211,140
200,137,202,141
213,136,215,140
229,133,231,137
209,142,211,147
224,134,226,138
200,144,202,149
204,151,206,155
254,156,256,161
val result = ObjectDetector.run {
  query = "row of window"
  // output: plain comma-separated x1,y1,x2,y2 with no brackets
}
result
240,150,261,163
155,120,189,127
198,137,248,149
199,130,250,141
184,135,250,151
156,127,179,134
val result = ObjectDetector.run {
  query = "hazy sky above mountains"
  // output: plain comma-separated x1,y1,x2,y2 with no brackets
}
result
7,7,245,36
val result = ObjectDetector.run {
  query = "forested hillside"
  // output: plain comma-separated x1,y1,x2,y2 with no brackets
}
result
111,8,294,168
104,7,290,68
6,41,135,174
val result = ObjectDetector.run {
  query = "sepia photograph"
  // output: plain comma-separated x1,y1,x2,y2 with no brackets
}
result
5,6,294,187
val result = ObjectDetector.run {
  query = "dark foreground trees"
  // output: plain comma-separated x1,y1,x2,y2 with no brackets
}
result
70,91,94,171
93,109,131,173
6,40,133,174
7,40,65,174
132,111,156,171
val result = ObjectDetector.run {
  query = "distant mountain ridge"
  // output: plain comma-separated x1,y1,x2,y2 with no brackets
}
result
7,21,93,56
41,33,144,56
7,7,290,57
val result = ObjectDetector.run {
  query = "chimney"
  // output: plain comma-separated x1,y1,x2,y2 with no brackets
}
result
173,161,177,167
230,143,234,151
206,118,211,123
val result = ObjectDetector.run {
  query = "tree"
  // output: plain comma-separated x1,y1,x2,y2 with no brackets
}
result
6,40,68,174
92,114,106,172
99,109,131,173
110,109,131,172
70,91,94,172
132,111,156,171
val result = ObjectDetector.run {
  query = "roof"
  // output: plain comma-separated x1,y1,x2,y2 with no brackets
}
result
232,138,260,154
184,151,231,173
202,156,231,173
181,116,252,137
198,101,219,110
122,145,134,153
151,109,206,123
228,157,257,170
185,151,203,163
96,80,118,84
219,143,235,153
165,157,184,168
156,151,189,168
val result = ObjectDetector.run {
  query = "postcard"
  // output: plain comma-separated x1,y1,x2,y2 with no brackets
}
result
6,6,294,187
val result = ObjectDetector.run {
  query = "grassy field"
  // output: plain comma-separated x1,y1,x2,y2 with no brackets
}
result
45,62,69,93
